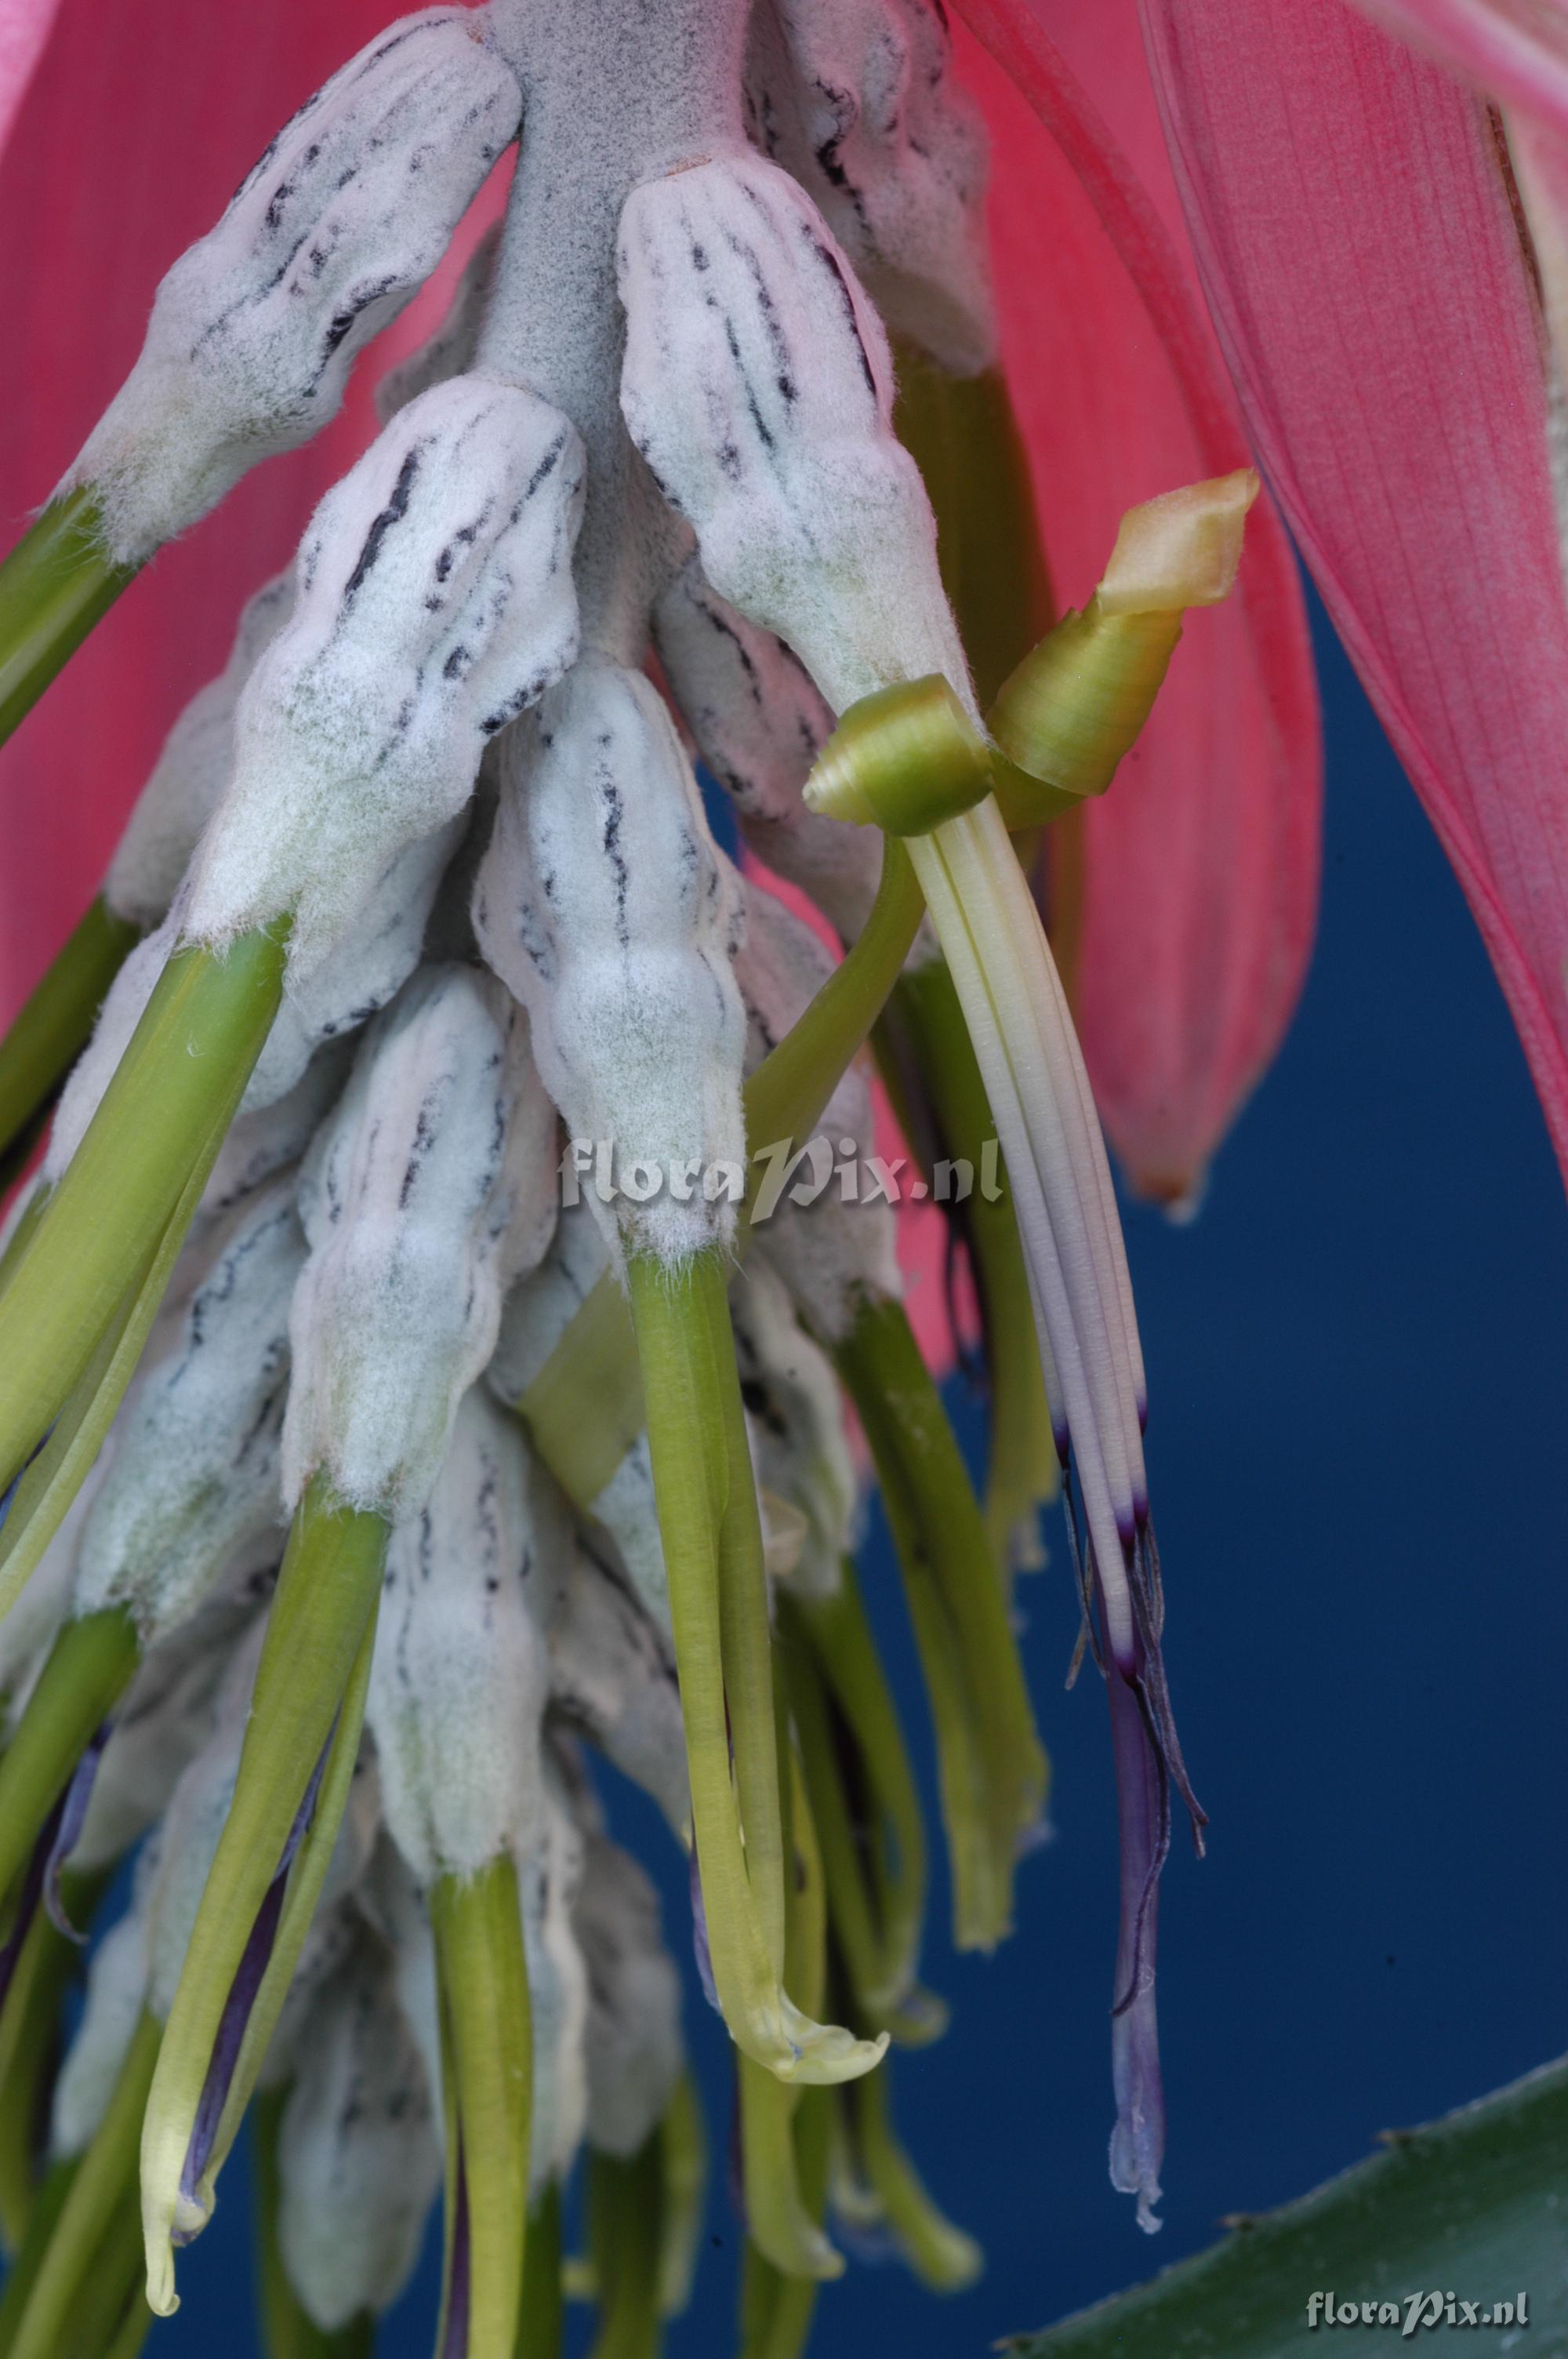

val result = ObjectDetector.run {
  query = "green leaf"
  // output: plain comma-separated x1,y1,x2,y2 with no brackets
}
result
1007,2057,1568,2355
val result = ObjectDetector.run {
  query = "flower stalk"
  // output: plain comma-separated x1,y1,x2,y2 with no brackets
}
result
0,896,138,1194
431,1857,532,2359
0,491,137,752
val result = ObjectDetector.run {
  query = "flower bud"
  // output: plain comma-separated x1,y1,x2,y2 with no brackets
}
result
103,574,294,933
618,151,968,715
183,377,585,991
63,13,524,564
652,555,882,943
274,1929,441,2333
367,1387,563,1885
576,1834,683,2160
747,0,996,375
286,965,550,1517
71,1181,302,1645
474,659,748,1267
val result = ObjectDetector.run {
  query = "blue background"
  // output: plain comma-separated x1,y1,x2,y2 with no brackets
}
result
158,591,1568,2352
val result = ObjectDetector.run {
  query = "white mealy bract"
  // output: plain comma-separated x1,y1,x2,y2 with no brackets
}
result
747,0,996,375
50,1895,151,2160
366,1387,563,1885
70,1180,302,1644
618,147,970,718
546,1535,689,1834
375,222,503,424
184,374,585,987
274,1927,442,2334
652,554,883,946
474,658,748,1267
731,1259,856,1600
62,10,524,564
575,1832,684,2160
104,572,295,932
286,964,556,1517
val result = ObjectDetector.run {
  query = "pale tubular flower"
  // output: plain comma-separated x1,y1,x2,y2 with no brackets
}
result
618,147,970,718
575,1830,684,2161
366,1385,562,1885
273,1925,442,2336
652,553,884,945
618,107,1203,2228
103,571,295,933
746,0,998,375
474,657,750,1268
183,374,585,988
285,963,557,1518
69,1180,302,1645
546,1532,691,1835
60,11,524,565
731,1258,858,1599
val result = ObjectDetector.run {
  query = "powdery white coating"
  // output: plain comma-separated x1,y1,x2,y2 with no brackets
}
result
746,0,996,376
71,1182,302,1644
575,1833,683,2159
367,1387,564,1885
73,1575,270,1872
0,1464,106,1713
182,373,585,987
63,13,524,564
375,223,502,423
653,554,882,943
50,1905,149,2159
198,1041,354,1235
478,0,749,655
735,876,902,1339
474,660,748,1267
583,1442,668,1631
286,965,548,1516
43,914,172,1183
521,1752,590,2194
546,1536,688,1830
276,1931,441,2333
241,818,468,1110
730,1259,855,1599
618,151,973,720
105,574,294,927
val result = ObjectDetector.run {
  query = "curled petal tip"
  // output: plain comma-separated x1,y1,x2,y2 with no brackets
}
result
1097,468,1260,617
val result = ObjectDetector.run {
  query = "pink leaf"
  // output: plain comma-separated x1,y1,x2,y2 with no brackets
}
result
955,0,1321,1207
1141,0,1568,1193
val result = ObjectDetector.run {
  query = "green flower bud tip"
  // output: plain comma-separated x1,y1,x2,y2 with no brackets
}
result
801,676,993,837
989,467,1260,815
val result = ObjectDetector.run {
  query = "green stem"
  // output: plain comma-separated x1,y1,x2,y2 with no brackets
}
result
254,2086,375,2359
0,2161,74,2357
0,900,139,1197
844,2059,982,2293
736,2088,835,2359
654,2077,706,2322
431,1855,532,2359
0,1608,137,1914
517,2184,563,2359
625,1252,882,2089
140,1478,388,2314
0,925,287,1492
0,493,139,753
8,2008,160,2359
586,2135,664,2359
833,1292,1047,1952
517,836,922,1513
0,1867,109,2254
